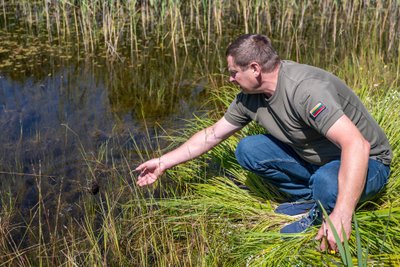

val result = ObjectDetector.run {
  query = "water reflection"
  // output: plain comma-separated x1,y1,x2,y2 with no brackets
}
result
0,31,213,218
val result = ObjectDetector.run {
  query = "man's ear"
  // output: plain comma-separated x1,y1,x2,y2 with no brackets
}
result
249,62,262,76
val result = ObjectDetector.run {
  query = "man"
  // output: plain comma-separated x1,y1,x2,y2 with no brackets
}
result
136,34,392,251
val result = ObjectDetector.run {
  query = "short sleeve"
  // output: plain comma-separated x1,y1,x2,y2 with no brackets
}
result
224,93,252,127
294,79,344,135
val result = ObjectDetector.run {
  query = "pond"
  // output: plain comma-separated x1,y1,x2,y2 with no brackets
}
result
0,25,229,222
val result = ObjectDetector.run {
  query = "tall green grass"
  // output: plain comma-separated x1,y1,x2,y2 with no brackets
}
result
139,65,400,265
1,0,399,65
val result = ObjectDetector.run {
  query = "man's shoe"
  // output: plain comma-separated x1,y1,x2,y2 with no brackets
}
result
274,201,315,216
280,208,321,234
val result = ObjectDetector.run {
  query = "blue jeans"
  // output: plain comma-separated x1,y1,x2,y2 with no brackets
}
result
235,134,391,213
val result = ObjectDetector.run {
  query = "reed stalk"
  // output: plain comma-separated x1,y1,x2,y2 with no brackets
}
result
55,2,61,40
44,0,52,41
213,0,222,35
178,8,188,55
128,0,138,60
206,0,211,44
60,0,70,37
169,4,177,68
1,0,6,29
140,0,147,38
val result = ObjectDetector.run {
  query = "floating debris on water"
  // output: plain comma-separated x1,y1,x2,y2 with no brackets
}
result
88,180,100,195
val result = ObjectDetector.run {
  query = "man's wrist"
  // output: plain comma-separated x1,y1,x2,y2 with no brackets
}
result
158,156,168,172
331,206,354,219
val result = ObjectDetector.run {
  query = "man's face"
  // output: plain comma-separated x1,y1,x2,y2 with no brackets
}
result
227,56,258,93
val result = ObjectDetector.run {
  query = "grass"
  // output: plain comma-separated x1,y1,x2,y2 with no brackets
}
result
141,70,400,266
0,0,400,266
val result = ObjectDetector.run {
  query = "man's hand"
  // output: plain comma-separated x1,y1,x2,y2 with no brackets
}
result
315,210,352,251
135,158,165,187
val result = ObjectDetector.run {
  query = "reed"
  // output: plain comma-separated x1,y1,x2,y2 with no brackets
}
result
44,0,52,41
2,0,399,64
1,0,6,29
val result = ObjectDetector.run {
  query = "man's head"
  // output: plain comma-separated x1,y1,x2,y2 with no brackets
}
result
226,34,280,94
226,34,280,73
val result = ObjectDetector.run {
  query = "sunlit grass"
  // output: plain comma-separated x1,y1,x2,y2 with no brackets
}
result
144,69,400,265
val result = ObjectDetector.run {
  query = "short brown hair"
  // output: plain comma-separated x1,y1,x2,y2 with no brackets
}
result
226,34,280,73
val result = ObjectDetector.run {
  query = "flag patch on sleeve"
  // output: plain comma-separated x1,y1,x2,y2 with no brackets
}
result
309,102,326,119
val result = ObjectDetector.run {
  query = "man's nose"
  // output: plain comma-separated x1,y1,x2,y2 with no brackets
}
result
229,76,235,83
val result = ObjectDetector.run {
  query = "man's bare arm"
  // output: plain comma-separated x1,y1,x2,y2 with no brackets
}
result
316,114,370,251
135,117,242,186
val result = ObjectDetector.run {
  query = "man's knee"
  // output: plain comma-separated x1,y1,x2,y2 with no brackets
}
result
235,136,258,169
312,175,338,212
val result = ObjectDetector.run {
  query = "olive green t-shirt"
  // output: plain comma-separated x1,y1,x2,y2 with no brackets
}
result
224,60,392,166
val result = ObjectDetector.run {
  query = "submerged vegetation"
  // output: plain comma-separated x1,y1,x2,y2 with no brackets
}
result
0,0,399,266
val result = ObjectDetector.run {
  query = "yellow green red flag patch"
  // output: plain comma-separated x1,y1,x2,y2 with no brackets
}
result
310,102,326,119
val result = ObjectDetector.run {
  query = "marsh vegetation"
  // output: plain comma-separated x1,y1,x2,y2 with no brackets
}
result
0,0,399,266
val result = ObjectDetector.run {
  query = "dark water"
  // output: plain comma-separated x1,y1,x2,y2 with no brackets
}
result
0,26,221,220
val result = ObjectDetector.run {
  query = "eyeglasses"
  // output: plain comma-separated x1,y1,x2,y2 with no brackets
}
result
229,70,238,78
